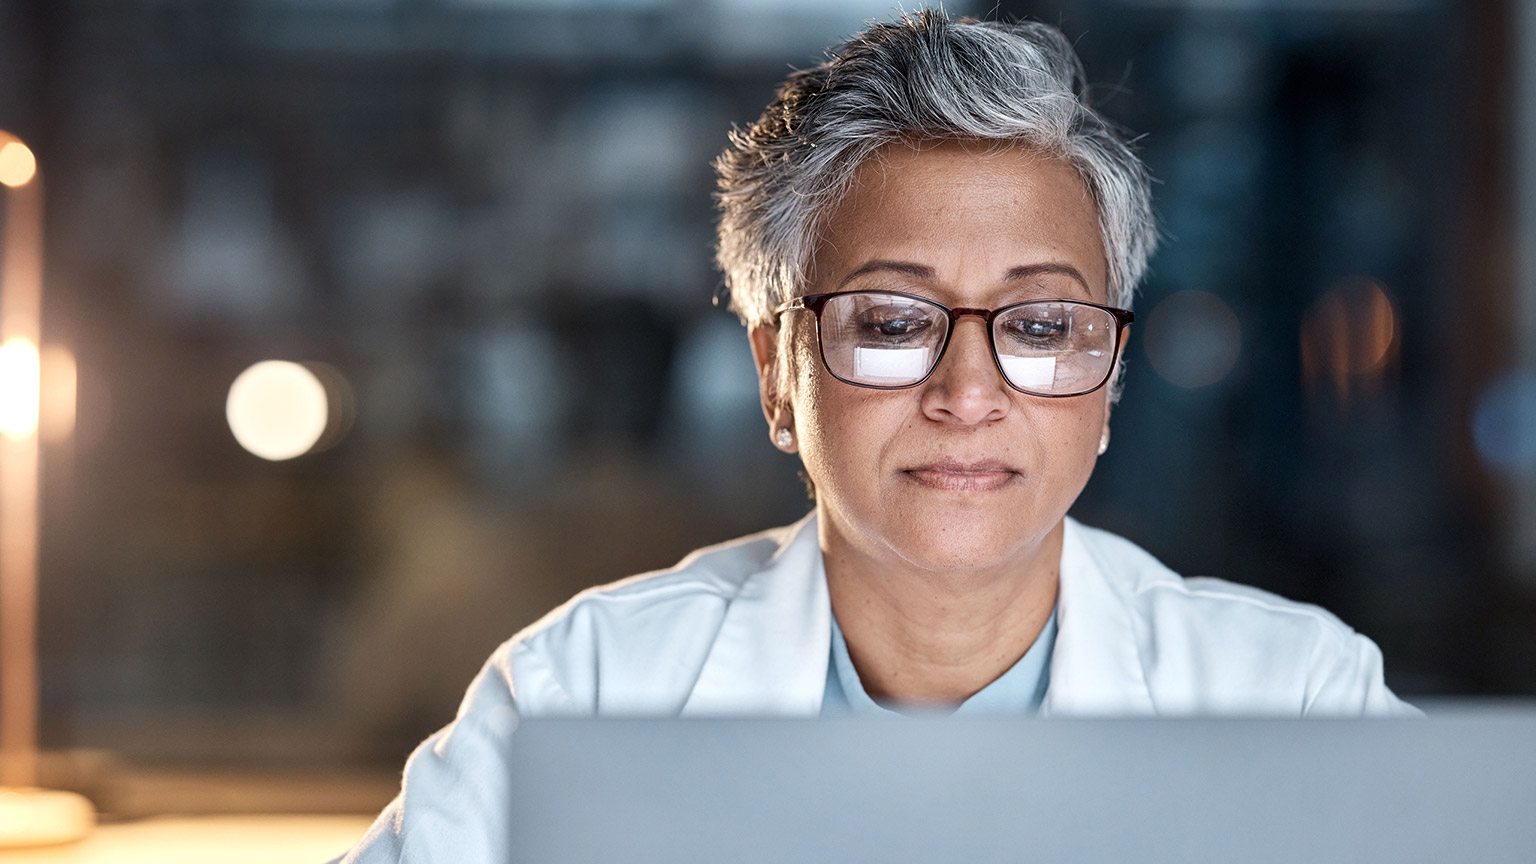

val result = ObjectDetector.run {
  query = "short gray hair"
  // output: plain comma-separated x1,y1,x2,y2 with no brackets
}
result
714,10,1157,328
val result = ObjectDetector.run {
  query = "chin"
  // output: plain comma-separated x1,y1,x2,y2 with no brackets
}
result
883,513,1045,575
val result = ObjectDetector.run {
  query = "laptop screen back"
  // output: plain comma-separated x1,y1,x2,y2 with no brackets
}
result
506,711,1536,864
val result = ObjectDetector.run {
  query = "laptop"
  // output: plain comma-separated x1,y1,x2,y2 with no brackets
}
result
506,707,1536,863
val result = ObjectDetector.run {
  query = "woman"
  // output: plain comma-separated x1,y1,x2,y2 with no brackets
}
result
342,11,1415,863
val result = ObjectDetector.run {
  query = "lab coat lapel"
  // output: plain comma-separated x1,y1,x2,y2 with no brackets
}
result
1040,517,1157,716
681,514,830,716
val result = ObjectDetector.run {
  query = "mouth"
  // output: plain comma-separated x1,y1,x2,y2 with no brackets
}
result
902,459,1020,492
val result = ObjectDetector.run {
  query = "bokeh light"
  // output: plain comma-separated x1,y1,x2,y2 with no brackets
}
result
0,141,36,188
1300,278,1398,403
1473,369,1536,477
0,338,40,439
225,361,329,461
1142,290,1242,389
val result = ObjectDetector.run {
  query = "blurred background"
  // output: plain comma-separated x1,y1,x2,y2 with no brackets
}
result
0,0,1533,852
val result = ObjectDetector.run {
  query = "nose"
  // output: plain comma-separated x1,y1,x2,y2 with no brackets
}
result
919,315,1010,425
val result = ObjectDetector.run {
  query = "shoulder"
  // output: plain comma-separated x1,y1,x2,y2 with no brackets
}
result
1067,518,1415,716
498,520,805,714
1071,517,1356,638
339,521,814,862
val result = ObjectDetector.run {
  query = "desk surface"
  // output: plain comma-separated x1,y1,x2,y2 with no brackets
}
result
0,815,373,863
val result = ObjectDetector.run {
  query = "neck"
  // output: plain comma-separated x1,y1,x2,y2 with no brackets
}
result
819,510,1062,709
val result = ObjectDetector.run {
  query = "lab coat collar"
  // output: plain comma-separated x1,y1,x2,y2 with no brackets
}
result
679,513,1156,717
680,512,830,716
1040,518,1157,716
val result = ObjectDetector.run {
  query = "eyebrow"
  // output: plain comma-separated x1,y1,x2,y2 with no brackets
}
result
838,259,1094,297
837,260,935,287
1004,263,1092,297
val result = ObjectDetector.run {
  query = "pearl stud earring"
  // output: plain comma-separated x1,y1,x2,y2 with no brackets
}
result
1097,433,1110,456
775,428,795,450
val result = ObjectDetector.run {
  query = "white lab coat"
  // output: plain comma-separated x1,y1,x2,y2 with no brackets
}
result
341,513,1416,863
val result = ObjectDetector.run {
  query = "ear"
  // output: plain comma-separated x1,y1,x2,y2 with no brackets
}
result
749,324,796,451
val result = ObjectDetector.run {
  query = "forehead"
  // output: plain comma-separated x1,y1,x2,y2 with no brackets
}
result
812,140,1108,303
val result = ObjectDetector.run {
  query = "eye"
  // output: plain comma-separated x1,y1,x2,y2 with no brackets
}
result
1006,315,1068,342
873,314,928,337
860,306,935,340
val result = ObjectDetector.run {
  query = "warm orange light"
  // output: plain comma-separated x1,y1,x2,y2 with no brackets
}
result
1300,278,1399,406
0,340,38,440
0,143,35,189
0,788,94,847
39,345,75,443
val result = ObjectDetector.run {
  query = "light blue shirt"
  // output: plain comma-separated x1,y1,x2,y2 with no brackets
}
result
821,607,1057,716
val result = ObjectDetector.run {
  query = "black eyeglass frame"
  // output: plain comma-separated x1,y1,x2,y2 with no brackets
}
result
775,289,1135,398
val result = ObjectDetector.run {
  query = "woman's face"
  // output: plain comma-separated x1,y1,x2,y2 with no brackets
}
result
753,140,1116,575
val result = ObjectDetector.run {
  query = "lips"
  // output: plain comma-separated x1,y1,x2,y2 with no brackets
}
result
903,458,1019,492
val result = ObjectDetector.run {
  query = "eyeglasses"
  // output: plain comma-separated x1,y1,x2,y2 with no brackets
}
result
775,290,1134,397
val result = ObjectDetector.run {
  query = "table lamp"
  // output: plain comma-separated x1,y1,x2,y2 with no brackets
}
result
0,130,94,847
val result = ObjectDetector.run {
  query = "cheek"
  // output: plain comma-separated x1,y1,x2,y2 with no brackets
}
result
1033,397,1108,476
784,332,899,482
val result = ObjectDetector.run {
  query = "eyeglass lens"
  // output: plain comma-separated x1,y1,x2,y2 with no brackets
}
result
816,292,1118,395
